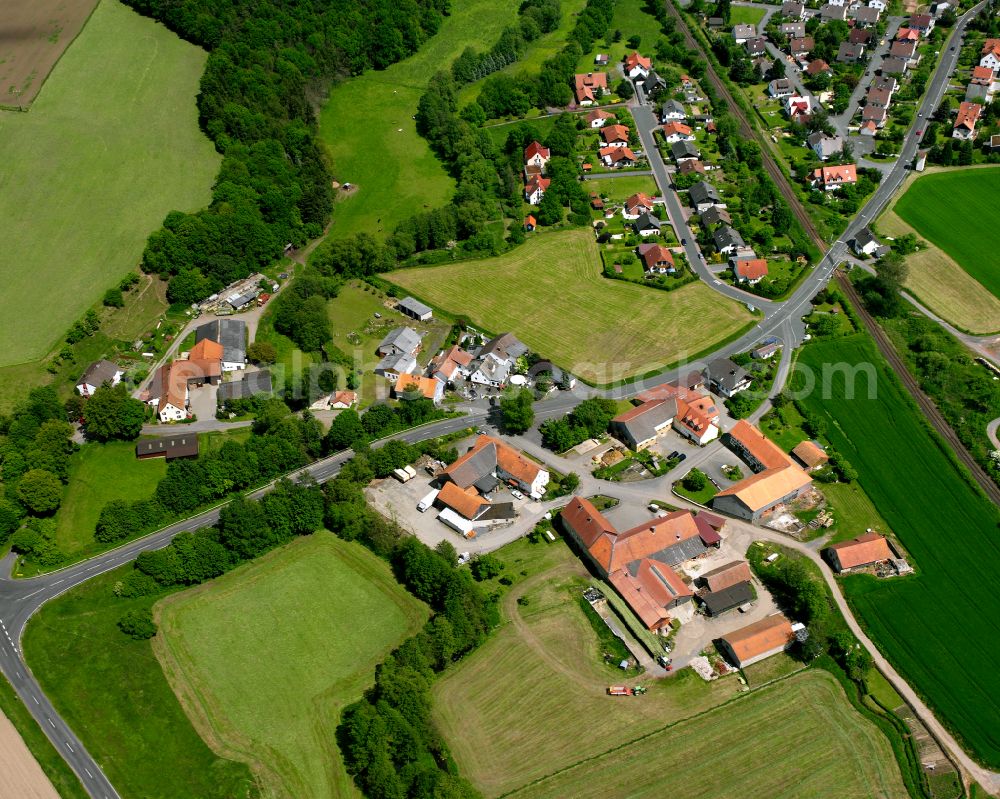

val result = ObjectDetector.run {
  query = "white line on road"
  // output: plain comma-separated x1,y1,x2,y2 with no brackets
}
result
85,769,93,779
32,696,38,705
66,741,74,753
47,717,55,728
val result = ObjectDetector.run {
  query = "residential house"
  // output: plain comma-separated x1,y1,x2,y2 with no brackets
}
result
184,340,223,386
880,56,909,76
811,163,858,190
700,205,732,227
967,82,993,103
717,614,797,668
586,108,614,127
562,497,718,632
862,103,888,128
479,332,527,362
704,358,751,397
633,212,663,236
690,180,722,212
745,37,767,57
218,369,272,404
781,21,806,38
853,227,890,258
679,158,706,175
982,39,1000,70
752,341,781,359
930,1,951,16
734,258,769,285
867,85,893,110
805,59,832,78
784,94,813,123
826,532,893,572
640,71,667,97
781,1,805,19
525,176,550,204
713,225,746,256
855,5,880,26
600,146,638,168
524,141,550,170
849,28,872,45
444,433,549,498
907,13,934,34
661,99,687,121
859,120,879,136
624,51,652,78
429,345,473,384
895,27,920,42
791,440,830,470
574,72,608,105
953,101,982,139
808,131,843,160
969,65,998,103
789,37,814,58
76,360,123,396
135,434,199,461
396,296,433,322
195,319,246,371
872,75,898,95
821,4,847,20
768,78,795,99
377,326,421,357
733,23,756,43
673,392,721,444
436,481,494,526
671,140,700,162
375,351,417,381
611,399,677,450
623,192,655,219
393,373,445,404
637,242,675,274
600,124,630,148
889,39,917,63
713,420,813,521
329,391,359,410
662,121,694,143
143,362,188,422
837,41,865,63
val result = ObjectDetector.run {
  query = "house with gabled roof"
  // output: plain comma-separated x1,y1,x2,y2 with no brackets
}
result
525,176,550,204
524,141,550,170
443,434,549,498
700,205,732,227
600,146,638,168
624,51,652,78
700,560,753,593
855,5,880,25
837,41,865,63
953,101,983,139
768,78,795,99
811,163,857,190
850,28,872,45
881,56,908,76
821,3,847,20
689,180,722,212
661,99,687,121
585,108,614,128
981,39,1000,70
637,242,675,273
430,345,473,384
623,192,655,219
808,131,843,161
375,351,417,381
574,72,608,105
781,21,806,38
713,225,746,255
791,440,830,470
805,59,832,77
717,614,797,667
393,373,445,404
195,318,246,371
734,258,769,285
633,212,663,237
397,296,433,322
789,36,814,57
611,398,677,450
671,140,700,162
377,326,421,357
76,360,124,396
662,121,694,143
600,124,630,148
733,23,756,43
826,531,893,572
782,0,805,18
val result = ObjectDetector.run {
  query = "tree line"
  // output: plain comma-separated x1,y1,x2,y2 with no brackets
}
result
124,0,451,304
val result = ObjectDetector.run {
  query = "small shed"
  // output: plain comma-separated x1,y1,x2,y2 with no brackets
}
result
136,435,200,461
397,296,433,322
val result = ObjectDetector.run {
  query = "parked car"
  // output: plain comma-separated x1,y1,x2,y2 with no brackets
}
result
667,450,679,460
511,489,525,500
677,453,687,462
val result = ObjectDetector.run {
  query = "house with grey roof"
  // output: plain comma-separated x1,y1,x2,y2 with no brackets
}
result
689,181,722,212
780,21,806,38
76,360,124,396
853,228,891,258
375,351,418,380
397,296,433,321
611,399,679,451
196,319,247,371
713,226,746,255
478,332,527,362
700,205,732,227
634,212,663,236
661,99,687,121
745,37,767,57
671,140,700,162
821,3,847,20
781,1,804,18
855,6,880,26
377,326,421,357
468,353,512,388
704,358,752,397
837,41,865,63
808,131,844,161
768,78,795,98
733,23,756,43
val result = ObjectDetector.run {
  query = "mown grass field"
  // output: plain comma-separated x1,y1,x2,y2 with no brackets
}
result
388,229,753,383
155,535,428,799
795,332,1000,766
318,0,522,239
23,569,257,799
433,541,906,798
0,0,219,368
587,174,660,202
891,168,1000,329
729,5,767,26
574,0,667,71
54,441,166,556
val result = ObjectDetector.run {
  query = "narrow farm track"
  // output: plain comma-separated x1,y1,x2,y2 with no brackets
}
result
839,274,1000,507
662,0,826,249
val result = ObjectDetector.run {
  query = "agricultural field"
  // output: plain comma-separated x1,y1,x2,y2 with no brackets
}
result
889,167,1000,331
388,229,753,384
0,0,98,109
0,0,219,368
318,0,522,239
155,535,428,799
433,541,906,798
53,441,166,557
794,332,1000,767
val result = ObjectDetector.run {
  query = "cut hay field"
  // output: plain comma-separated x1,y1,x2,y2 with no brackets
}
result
0,0,219,368
0,0,98,109
155,534,428,799
318,0,521,239
889,167,1000,332
794,332,1000,767
433,544,906,798
387,229,753,383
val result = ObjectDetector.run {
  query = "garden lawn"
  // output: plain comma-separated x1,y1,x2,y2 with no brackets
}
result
433,541,906,798
729,5,767,26
154,535,428,799
387,229,753,383
588,174,660,202
794,332,1000,767
23,568,256,799
318,0,521,239
54,441,166,556
0,0,219,368
893,168,1000,307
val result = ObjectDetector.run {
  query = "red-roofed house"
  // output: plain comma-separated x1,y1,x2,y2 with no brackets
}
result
599,146,638,168
637,243,675,274
826,532,893,572
673,394,720,444
953,101,983,139
982,40,1000,70
734,258,769,285
662,121,694,143
624,51,652,78
586,108,614,127
811,163,857,191
600,124,630,147
524,141,550,170
525,176,550,204
524,214,536,232
574,72,608,105
623,192,655,219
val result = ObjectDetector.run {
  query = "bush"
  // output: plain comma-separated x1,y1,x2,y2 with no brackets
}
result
102,287,125,308
118,609,157,640
470,553,504,581
683,469,707,491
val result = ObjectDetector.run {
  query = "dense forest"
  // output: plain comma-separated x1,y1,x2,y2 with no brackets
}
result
124,0,451,304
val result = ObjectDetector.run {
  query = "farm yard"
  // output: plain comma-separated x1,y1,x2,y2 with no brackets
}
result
388,229,754,383
879,169,1000,333
154,535,428,799
433,541,906,798
0,0,219,369
794,332,1000,767
0,0,99,109
318,0,522,239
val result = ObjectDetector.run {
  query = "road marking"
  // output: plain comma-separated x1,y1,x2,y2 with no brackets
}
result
22,589,44,600
47,717,55,728
85,769,93,779
32,696,38,705
66,741,74,753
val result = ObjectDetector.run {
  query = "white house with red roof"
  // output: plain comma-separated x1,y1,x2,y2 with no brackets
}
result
525,176,550,204
637,243,675,274
585,108,614,128
810,163,857,191
661,121,694,143
524,141,550,170
953,101,983,139
574,72,608,105
734,258,769,285
622,192,655,219
600,124,630,148
624,51,652,78
599,146,638,168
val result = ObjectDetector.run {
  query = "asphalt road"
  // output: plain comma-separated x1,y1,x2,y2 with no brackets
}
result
2,2,990,796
